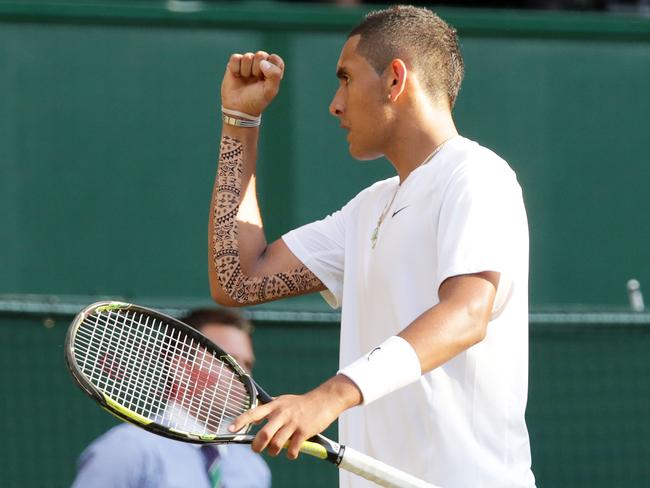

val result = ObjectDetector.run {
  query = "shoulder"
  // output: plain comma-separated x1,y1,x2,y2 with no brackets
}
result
365,175,399,196
345,176,399,209
72,425,163,487
74,424,208,488
87,423,152,450
325,175,399,223
427,137,521,202
80,424,194,463
77,424,157,468
224,444,269,469
448,137,517,184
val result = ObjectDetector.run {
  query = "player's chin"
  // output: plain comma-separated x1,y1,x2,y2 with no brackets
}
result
348,142,383,161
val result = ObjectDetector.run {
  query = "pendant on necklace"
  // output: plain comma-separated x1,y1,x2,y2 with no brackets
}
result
369,140,450,250
370,223,380,249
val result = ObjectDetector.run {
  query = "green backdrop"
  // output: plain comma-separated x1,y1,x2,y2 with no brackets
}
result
1,2,649,487
1,1,648,306
1,310,650,487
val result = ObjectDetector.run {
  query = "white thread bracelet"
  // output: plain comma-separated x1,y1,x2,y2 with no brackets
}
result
221,105,261,123
338,336,421,405
221,113,261,128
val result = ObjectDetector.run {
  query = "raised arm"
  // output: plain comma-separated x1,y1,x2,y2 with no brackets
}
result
209,52,325,307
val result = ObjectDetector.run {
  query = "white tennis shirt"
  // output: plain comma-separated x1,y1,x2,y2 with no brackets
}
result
283,136,536,488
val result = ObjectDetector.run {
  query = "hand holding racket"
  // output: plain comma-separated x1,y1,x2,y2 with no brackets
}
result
65,301,439,488
229,374,361,460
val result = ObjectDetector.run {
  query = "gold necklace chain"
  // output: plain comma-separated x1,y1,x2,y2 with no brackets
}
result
370,140,450,249
370,186,399,249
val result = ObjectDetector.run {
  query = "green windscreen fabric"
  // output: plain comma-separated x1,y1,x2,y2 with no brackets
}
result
1,311,649,487
0,3,648,307
528,321,650,486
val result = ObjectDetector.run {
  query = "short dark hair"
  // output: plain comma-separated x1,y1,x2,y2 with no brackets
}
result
180,308,254,336
348,5,464,108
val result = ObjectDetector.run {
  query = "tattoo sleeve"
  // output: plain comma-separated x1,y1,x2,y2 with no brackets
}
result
212,135,323,305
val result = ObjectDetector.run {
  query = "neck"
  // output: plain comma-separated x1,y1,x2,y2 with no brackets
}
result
384,104,458,183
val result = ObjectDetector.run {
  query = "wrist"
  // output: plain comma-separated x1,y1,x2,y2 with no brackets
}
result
221,105,262,128
308,375,362,416
338,336,421,405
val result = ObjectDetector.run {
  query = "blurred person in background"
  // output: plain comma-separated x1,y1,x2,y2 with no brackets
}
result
71,308,270,488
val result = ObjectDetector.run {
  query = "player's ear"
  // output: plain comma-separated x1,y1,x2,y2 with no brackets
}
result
386,59,407,102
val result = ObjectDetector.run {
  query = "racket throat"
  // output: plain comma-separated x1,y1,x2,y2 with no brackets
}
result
307,434,345,465
332,444,345,465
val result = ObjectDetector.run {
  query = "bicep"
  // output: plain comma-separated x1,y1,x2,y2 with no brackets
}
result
438,271,499,325
435,163,525,317
398,272,499,373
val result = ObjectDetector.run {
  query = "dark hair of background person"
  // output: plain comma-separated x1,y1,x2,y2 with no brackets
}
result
180,308,254,336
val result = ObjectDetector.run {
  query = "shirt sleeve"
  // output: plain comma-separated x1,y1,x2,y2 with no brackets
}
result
435,160,526,317
282,195,360,309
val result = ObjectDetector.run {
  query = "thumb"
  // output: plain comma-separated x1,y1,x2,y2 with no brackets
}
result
260,60,282,80
260,60,283,102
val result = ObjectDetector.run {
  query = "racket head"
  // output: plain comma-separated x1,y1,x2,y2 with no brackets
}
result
65,301,258,444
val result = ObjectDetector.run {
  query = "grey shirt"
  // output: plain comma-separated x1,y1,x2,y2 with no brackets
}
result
71,424,271,488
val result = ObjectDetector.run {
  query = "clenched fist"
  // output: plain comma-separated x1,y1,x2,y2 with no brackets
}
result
221,51,285,117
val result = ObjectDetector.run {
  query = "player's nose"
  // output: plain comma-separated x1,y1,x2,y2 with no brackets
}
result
329,90,344,117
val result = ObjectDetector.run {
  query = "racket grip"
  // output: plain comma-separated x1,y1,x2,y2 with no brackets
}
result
278,440,332,460
338,445,440,488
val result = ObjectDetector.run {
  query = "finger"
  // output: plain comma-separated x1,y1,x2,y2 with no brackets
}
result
286,429,308,460
229,404,272,432
227,53,243,78
251,413,291,453
251,51,270,78
240,52,254,78
268,53,285,76
266,425,295,457
229,405,270,432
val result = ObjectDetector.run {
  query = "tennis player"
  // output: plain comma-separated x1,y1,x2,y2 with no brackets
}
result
209,5,536,488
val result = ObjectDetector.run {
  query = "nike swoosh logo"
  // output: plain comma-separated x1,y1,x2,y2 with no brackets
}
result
392,206,409,218
367,346,381,360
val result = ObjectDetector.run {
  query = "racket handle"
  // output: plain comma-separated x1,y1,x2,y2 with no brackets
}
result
338,445,440,488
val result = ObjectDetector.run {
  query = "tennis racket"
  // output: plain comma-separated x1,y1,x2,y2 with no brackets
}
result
65,301,438,488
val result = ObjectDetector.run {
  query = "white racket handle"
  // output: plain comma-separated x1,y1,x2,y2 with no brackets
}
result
338,445,441,488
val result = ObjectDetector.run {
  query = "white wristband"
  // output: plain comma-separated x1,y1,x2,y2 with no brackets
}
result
338,336,421,406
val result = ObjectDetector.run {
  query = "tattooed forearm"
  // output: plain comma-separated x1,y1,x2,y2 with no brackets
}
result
212,135,322,305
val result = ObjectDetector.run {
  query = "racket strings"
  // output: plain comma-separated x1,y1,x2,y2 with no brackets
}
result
75,311,250,432
78,311,251,422
72,309,251,436
74,325,250,430
75,315,249,410
76,312,178,416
